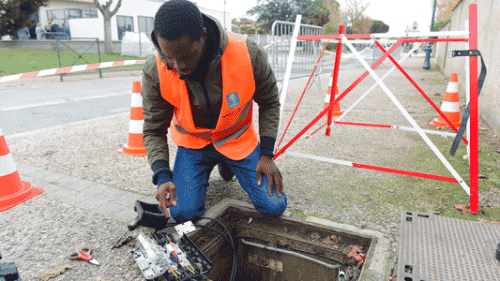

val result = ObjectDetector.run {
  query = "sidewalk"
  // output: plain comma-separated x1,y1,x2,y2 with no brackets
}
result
15,162,155,224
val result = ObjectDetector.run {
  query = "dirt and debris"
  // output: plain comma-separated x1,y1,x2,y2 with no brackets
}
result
38,264,73,281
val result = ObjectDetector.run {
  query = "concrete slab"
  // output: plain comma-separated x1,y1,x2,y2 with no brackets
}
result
76,183,108,197
67,179,94,191
15,162,44,176
97,202,136,223
74,194,108,211
31,168,58,180
55,175,80,187
95,187,130,202
114,192,146,207
42,172,69,184
39,183,63,194
44,187,79,202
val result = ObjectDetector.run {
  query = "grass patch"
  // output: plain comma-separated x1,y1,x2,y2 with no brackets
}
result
290,209,308,217
0,48,146,76
402,128,500,222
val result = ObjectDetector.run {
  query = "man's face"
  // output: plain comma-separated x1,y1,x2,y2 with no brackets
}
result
157,30,206,76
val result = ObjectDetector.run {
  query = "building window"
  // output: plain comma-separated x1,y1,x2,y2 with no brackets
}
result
138,16,154,37
67,9,83,19
46,7,98,24
117,15,134,40
81,7,98,18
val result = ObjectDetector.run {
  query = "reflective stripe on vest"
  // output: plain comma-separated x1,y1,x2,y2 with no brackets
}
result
155,32,258,160
172,98,253,144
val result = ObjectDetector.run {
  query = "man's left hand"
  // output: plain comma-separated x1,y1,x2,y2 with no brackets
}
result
256,155,283,197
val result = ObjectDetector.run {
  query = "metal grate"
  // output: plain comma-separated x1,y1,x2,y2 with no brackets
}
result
398,211,500,281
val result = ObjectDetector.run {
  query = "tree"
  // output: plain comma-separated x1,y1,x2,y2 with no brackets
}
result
0,0,49,38
436,0,458,22
342,0,373,34
93,0,122,54
322,0,342,35
247,0,329,33
306,1,330,27
370,20,389,33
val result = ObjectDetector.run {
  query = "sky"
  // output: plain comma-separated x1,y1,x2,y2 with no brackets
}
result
194,0,436,34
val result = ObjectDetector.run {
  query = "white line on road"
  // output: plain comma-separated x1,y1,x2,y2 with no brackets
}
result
108,107,131,113
0,92,131,111
5,112,129,139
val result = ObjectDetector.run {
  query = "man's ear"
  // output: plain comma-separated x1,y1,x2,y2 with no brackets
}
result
200,28,207,43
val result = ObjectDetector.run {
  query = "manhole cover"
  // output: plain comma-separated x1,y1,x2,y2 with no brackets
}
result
398,211,500,281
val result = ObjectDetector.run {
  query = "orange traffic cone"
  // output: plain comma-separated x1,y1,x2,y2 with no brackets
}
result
324,72,343,116
1,127,43,212
430,73,461,127
116,81,147,156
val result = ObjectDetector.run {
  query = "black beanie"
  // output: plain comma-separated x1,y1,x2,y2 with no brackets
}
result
154,0,205,41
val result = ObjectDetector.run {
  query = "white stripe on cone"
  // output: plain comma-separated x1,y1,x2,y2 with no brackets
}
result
130,93,142,107
0,127,17,177
324,93,331,103
446,82,459,93
0,153,17,177
440,101,460,112
129,120,144,134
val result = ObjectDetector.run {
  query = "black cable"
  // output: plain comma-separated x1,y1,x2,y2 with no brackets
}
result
194,224,238,281
198,217,232,242
234,235,348,267
198,217,235,261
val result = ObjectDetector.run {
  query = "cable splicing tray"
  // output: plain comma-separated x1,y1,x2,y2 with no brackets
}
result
132,232,212,280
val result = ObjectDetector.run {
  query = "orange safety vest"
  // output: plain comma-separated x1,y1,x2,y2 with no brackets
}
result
156,32,258,160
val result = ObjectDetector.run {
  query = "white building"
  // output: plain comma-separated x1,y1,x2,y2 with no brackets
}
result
37,0,231,41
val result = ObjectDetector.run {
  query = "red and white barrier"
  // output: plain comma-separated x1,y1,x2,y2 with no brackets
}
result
274,4,480,212
263,39,292,49
0,60,146,83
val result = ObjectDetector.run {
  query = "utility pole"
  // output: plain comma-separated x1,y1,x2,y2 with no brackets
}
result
423,0,438,70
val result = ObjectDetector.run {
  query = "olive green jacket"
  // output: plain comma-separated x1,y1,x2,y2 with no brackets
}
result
141,14,280,173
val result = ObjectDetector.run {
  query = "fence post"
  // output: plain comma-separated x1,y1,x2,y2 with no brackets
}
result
139,32,143,57
97,38,102,79
56,39,63,82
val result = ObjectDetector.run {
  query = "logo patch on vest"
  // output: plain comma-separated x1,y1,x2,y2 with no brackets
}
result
227,92,240,109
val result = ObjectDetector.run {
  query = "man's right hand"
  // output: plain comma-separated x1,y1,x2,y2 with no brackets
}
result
156,181,178,218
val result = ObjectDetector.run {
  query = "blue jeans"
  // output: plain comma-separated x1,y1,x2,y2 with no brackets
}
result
169,144,287,222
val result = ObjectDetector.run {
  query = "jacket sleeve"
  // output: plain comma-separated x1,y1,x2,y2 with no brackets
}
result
141,54,175,181
247,39,280,155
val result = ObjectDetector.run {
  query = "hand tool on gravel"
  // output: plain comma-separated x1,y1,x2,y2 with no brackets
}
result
112,216,140,249
68,246,99,265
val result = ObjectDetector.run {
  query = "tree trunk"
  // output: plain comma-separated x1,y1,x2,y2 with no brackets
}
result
104,16,112,54
93,0,122,54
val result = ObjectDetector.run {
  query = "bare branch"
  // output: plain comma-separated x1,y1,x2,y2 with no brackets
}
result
110,0,122,17
93,0,105,14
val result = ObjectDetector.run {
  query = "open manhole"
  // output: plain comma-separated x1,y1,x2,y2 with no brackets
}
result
175,199,375,281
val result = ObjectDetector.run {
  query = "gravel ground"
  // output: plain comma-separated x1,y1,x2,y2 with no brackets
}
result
2,57,499,280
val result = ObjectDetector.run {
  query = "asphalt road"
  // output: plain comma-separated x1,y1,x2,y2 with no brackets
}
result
1,74,142,136
0,49,377,136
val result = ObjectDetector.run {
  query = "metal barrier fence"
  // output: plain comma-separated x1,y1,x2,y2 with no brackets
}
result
247,34,273,48
55,37,102,81
268,21,324,85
